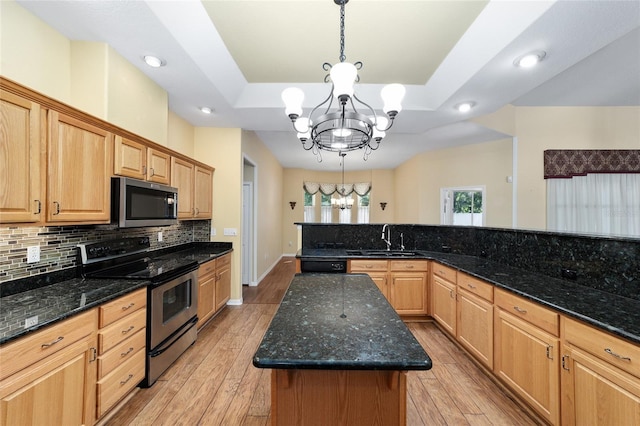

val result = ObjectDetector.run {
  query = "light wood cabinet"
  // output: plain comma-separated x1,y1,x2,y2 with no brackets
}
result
350,259,428,315
47,111,112,223
114,136,171,184
456,273,494,369
194,166,213,219
0,309,97,426
197,253,232,329
96,288,147,420
172,157,194,219
561,316,640,425
431,263,457,335
0,91,43,223
494,288,560,425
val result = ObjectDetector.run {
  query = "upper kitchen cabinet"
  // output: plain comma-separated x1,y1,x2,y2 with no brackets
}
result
114,136,171,185
171,157,213,220
0,91,43,223
47,111,113,223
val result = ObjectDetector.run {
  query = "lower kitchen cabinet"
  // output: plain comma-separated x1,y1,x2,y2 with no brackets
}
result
561,316,640,425
0,309,98,426
350,259,388,299
494,288,560,425
456,272,494,369
198,253,232,329
431,274,457,335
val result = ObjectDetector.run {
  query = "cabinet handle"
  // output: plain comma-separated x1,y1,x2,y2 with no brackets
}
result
467,284,476,289
120,374,134,385
122,302,135,311
121,347,134,357
53,201,60,215
41,336,64,348
513,306,527,314
365,264,373,269
90,347,97,362
561,355,570,371
604,348,631,361
546,345,554,360
122,325,135,335
405,265,414,269
149,167,155,177
34,200,41,214
142,165,147,175
449,289,455,298
195,207,200,216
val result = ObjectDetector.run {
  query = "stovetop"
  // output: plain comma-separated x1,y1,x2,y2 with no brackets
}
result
78,237,198,283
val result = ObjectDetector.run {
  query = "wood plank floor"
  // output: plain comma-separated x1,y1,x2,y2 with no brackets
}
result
105,257,538,426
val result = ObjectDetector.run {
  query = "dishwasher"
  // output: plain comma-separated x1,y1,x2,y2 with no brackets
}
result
300,259,347,273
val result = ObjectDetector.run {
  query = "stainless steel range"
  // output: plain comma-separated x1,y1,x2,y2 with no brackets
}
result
78,237,198,387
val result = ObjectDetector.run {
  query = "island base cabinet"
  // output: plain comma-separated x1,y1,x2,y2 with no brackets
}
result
271,369,407,426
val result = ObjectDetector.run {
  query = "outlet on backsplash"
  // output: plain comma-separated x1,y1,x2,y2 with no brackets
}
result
158,231,163,242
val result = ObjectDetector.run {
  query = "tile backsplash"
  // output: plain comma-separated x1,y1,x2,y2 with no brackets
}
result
0,221,211,283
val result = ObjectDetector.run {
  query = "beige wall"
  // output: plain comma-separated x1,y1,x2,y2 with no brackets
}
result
168,111,195,157
241,131,284,277
515,106,640,229
70,41,109,118
395,138,514,227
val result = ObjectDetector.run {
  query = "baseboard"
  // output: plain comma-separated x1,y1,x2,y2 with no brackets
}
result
227,298,243,306
254,254,284,285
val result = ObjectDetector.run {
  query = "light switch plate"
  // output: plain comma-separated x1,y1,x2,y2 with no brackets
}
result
223,228,238,236
27,246,40,263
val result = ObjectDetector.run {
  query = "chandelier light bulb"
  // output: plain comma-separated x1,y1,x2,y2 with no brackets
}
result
282,87,304,118
372,116,388,140
333,128,352,137
381,84,406,116
330,62,357,100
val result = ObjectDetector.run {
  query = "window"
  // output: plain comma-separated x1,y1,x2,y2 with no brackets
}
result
303,191,315,222
320,194,332,223
337,195,353,224
441,186,485,226
358,194,370,224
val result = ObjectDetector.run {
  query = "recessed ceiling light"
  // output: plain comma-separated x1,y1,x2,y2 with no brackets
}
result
514,51,546,68
200,107,213,114
143,55,165,68
456,102,475,113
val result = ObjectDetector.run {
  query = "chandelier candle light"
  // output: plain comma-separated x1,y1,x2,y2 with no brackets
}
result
282,0,405,162
332,153,354,210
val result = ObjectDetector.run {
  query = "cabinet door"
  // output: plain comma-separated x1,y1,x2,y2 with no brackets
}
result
147,148,171,184
561,345,640,426
197,273,216,329
114,135,146,180
389,272,427,315
457,288,493,368
0,91,42,223
431,275,456,335
367,272,389,299
215,263,231,312
494,309,560,425
194,166,213,219
171,157,194,219
48,111,112,223
0,337,96,426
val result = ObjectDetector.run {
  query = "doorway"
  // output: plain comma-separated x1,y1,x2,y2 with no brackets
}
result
242,158,257,286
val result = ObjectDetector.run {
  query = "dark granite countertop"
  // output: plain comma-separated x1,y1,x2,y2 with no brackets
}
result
0,242,233,346
253,273,433,370
297,249,640,345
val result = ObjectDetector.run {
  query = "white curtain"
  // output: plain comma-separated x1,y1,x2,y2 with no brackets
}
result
547,173,640,236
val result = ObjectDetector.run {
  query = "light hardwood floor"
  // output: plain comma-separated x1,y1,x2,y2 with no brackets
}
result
105,257,538,426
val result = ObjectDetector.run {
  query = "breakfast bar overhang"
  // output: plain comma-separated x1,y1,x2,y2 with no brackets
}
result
253,273,432,425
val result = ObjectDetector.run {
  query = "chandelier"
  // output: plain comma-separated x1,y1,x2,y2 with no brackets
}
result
332,153,354,210
281,0,405,162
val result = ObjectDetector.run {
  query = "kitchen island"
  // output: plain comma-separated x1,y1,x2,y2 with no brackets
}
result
253,273,432,425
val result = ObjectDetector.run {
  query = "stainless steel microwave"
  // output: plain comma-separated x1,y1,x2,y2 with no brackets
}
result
111,177,178,228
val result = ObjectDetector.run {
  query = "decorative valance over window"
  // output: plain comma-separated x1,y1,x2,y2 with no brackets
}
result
303,181,371,196
544,150,640,179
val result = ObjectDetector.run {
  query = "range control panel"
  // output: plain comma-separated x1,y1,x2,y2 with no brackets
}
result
78,237,150,264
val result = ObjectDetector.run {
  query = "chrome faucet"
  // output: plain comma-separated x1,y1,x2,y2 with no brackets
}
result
382,224,391,251
400,233,405,251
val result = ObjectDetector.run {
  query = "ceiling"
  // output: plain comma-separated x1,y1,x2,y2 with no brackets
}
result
17,0,640,171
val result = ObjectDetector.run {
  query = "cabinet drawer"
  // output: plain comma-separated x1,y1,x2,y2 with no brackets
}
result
495,288,558,336
0,309,97,380
199,259,216,278
432,263,457,283
99,288,146,328
458,273,493,302
97,348,145,418
98,328,146,379
98,308,146,355
563,316,640,378
389,260,429,272
350,259,388,272
216,253,231,269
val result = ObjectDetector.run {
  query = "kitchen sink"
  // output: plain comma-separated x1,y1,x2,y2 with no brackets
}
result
346,250,418,257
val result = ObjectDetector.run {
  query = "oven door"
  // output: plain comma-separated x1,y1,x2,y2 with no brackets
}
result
149,269,198,349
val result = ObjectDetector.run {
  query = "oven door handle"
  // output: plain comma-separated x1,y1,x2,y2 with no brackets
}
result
149,317,198,358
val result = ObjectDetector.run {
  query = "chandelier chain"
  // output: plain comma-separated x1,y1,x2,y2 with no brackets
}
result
339,1,346,63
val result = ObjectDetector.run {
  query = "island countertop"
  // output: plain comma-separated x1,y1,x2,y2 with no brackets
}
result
253,273,432,371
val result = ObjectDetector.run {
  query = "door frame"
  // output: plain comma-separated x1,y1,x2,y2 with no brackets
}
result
242,155,258,286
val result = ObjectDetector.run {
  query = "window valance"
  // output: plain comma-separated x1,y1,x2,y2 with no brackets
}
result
304,181,371,196
544,150,640,179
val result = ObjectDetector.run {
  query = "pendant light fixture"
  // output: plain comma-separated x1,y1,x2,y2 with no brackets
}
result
332,153,354,210
282,0,405,162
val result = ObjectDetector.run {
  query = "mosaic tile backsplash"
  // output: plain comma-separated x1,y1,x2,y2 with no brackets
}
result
0,220,211,284
300,224,640,301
